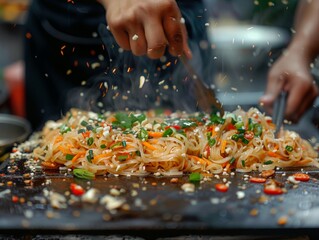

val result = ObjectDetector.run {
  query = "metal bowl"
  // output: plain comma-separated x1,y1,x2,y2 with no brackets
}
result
0,114,31,156
208,24,290,68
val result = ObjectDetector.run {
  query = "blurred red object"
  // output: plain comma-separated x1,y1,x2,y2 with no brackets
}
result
3,60,25,117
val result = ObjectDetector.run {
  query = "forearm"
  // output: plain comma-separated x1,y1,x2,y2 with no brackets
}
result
289,0,319,62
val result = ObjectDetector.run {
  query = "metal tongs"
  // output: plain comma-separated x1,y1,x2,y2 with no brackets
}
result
272,91,288,137
180,54,224,116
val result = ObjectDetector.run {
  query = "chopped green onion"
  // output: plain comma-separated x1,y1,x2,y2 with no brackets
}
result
248,118,254,131
117,155,128,161
73,169,95,180
253,123,262,137
263,160,273,165
100,144,107,149
87,137,94,146
241,138,249,145
138,128,149,141
122,140,127,147
86,125,94,131
81,120,88,127
78,128,86,134
285,145,294,152
231,134,239,141
66,154,74,161
210,114,225,124
241,160,246,167
179,120,198,128
163,128,174,137
235,121,244,129
208,138,216,147
110,142,122,149
86,150,94,163
229,157,236,165
60,124,71,134
189,172,202,182
237,128,246,133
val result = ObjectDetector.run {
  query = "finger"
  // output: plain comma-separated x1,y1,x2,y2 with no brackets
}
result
286,82,319,122
127,28,147,56
109,27,131,51
163,16,185,57
260,72,287,115
144,18,168,59
180,18,192,59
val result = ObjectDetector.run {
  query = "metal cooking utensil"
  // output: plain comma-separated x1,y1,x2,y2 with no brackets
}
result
180,54,224,116
0,114,31,157
272,91,287,136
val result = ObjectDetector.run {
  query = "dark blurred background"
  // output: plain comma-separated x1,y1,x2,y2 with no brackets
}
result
1,0,317,131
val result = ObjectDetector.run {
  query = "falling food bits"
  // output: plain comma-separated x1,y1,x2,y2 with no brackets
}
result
139,76,146,88
132,34,139,41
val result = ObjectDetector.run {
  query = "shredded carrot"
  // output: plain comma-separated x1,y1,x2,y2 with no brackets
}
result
82,131,91,138
267,151,283,158
93,152,112,163
57,145,72,155
188,155,211,166
220,140,227,154
72,152,86,164
224,163,231,172
54,135,63,144
142,141,157,151
211,126,216,136
148,131,163,138
107,116,116,123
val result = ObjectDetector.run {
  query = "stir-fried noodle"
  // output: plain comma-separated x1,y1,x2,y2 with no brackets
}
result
33,108,319,176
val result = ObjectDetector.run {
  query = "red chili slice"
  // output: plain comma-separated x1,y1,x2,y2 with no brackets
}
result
250,177,266,183
293,173,310,182
215,183,229,192
70,183,85,196
226,124,236,131
263,187,283,195
165,125,181,131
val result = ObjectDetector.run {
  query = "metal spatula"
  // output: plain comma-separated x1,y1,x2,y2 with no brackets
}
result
180,54,224,116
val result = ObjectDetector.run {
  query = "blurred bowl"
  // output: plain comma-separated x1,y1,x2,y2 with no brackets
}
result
0,114,31,156
208,24,290,68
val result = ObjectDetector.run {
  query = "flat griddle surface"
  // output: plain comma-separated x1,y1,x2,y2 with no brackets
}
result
1,158,319,238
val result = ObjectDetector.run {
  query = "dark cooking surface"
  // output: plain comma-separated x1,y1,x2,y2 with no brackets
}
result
1,159,319,237
0,120,318,238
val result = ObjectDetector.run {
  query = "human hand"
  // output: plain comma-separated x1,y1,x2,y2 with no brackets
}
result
260,48,319,122
99,0,192,59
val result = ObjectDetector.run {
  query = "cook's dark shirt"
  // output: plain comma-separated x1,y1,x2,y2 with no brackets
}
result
25,0,212,130
31,0,203,40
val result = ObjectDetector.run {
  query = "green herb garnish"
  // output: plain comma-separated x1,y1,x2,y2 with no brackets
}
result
87,137,94,146
163,128,174,137
229,157,236,165
100,144,107,149
138,128,149,141
81,120,88,127
208,138,216,147
86,150,94,163
66,154,74,161
73,169,95,180
189,172,202,182
60,124,71,134
263,160,273,165
285,145,293,152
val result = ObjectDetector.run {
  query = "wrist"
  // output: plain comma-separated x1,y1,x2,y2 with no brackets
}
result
287,38,316,64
